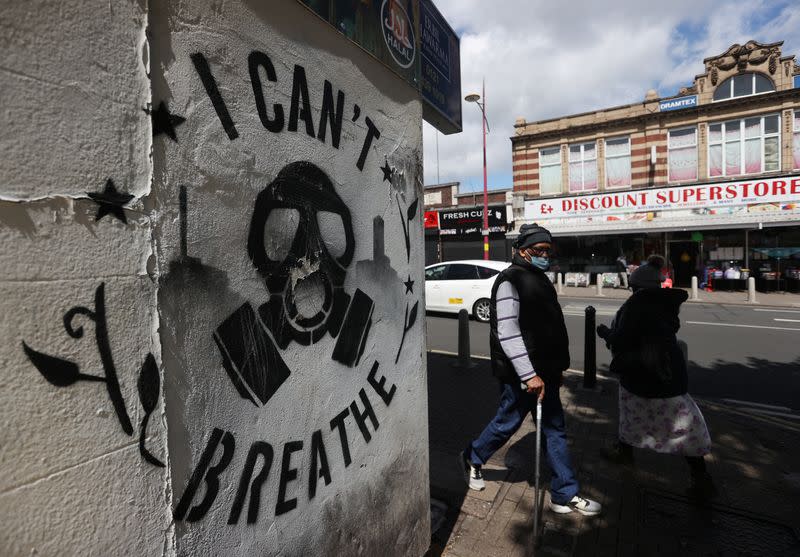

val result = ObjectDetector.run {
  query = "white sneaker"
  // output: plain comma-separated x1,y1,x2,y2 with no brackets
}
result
459,450,485,491
549,495,602,516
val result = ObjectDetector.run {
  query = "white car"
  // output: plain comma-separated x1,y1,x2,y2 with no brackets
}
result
424,260,510,323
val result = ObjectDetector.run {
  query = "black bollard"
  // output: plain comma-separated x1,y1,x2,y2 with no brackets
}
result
454,309,475,369
583,305,597,389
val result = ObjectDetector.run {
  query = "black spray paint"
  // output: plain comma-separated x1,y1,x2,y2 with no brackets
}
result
214,162,374,408
193,50,381,170
150,101,186,142
87,179,134,224
173,427,236,522
396,194,418,263
174,362,397,523
22,282,165,466
394,301,419,365
137,353,165,467
228,442,274,525
191,52,240,140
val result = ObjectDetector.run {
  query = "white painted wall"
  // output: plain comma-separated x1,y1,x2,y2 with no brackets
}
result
1,0,429,555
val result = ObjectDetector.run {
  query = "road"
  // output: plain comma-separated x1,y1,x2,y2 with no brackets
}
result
426,297,800,414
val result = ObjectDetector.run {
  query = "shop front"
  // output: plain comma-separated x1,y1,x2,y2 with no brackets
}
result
523,176,800,291
424,205,511,263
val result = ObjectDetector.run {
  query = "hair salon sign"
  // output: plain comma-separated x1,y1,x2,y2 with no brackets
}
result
525,176,800,219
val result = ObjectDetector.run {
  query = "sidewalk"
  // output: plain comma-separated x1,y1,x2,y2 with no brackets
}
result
427,352,800,556
559,286,800,308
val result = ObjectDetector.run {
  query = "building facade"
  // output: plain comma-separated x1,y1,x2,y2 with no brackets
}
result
423,183,513,264
511,40,800,290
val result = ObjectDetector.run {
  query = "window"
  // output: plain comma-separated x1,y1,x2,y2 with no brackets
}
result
539,146,562,195
568,142,597,192
712,72,774,101
707,115,780,177
668,127,698,182
794,111,800,169
425,265,446,280
446,264,479,280
476,266,500,280
605,137,631,189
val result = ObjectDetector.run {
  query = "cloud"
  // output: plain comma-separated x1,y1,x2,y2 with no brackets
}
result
422,0,800,192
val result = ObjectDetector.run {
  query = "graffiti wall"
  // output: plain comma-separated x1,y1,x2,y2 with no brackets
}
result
1,0,428,555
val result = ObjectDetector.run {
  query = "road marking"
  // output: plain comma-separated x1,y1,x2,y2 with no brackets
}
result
685,321,800,331
427,349,491,360
754,308,800,314
720,398,792,412
774,318,800,323
741,408,800,420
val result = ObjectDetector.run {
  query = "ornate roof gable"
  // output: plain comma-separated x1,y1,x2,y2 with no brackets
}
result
703,40,783,85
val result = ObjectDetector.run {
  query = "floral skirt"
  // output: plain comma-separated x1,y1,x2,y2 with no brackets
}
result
618,386,711,456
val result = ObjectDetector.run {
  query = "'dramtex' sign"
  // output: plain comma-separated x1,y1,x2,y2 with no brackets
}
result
659,95,697,111
525,175,800,219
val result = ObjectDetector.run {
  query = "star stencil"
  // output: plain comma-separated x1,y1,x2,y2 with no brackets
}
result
150,101,186,142
88,179,134,224
380,160,393,183
403,275,415,295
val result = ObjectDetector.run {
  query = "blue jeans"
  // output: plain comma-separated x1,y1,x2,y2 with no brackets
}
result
468,381,579,505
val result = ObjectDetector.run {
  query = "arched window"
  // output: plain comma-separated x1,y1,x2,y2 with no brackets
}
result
712,72,774,101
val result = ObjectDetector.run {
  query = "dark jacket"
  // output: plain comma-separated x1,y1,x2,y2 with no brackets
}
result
599,288,689,398
489,254,570,385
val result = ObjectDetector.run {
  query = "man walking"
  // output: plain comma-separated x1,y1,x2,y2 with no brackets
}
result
460,223,602,516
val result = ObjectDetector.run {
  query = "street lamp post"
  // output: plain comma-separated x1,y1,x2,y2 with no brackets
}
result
465,81,490,260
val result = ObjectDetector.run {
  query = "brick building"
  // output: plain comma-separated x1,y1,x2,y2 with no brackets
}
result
510,40,800,290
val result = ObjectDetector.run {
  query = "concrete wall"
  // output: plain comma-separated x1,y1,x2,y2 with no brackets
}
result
1,1,429,555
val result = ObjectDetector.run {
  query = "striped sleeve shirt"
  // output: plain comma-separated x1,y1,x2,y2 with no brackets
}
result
495,281,536,382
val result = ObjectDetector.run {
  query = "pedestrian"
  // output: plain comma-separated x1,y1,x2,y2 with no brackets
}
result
460,223,602,517
596,255,715,500
616,253,628,288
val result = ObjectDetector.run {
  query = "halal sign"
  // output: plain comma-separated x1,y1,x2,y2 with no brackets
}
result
381,0,415,69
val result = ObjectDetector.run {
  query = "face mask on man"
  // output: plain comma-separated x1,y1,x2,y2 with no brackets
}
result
521,249,550,271
529,256,550,271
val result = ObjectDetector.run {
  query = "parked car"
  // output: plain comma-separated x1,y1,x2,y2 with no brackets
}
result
424,260,510,322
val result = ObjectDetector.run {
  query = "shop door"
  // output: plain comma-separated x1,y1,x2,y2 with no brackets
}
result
669,241,699,287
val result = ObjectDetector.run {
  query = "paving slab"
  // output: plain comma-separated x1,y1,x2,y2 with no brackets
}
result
427,352,800,556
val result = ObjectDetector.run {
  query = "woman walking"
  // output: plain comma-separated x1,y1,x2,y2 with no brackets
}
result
597,255,715,500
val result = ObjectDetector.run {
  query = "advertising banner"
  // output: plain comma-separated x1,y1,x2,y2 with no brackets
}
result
424,210,440,229
438,205,507,235
525,176,800,220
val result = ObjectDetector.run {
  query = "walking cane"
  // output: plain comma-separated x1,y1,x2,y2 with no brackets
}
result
533,398,543,546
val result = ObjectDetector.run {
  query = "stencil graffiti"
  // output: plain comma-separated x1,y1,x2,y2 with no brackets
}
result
214,161,375,407
149,101,186,142
22,283,164,467
173,361,396,523
87,179,134,224
191,50,382,170
396,193,419,262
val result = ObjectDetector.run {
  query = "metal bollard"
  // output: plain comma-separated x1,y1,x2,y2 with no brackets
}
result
454,309,476,368
557,273,564,295
747,277,758,304
583,306,597,389
691,276,699,301
596,275,604,297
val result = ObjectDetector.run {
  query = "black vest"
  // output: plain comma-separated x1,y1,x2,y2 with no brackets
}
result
489,257,570,384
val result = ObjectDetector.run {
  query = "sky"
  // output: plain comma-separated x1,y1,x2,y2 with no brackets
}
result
423,0,800,193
